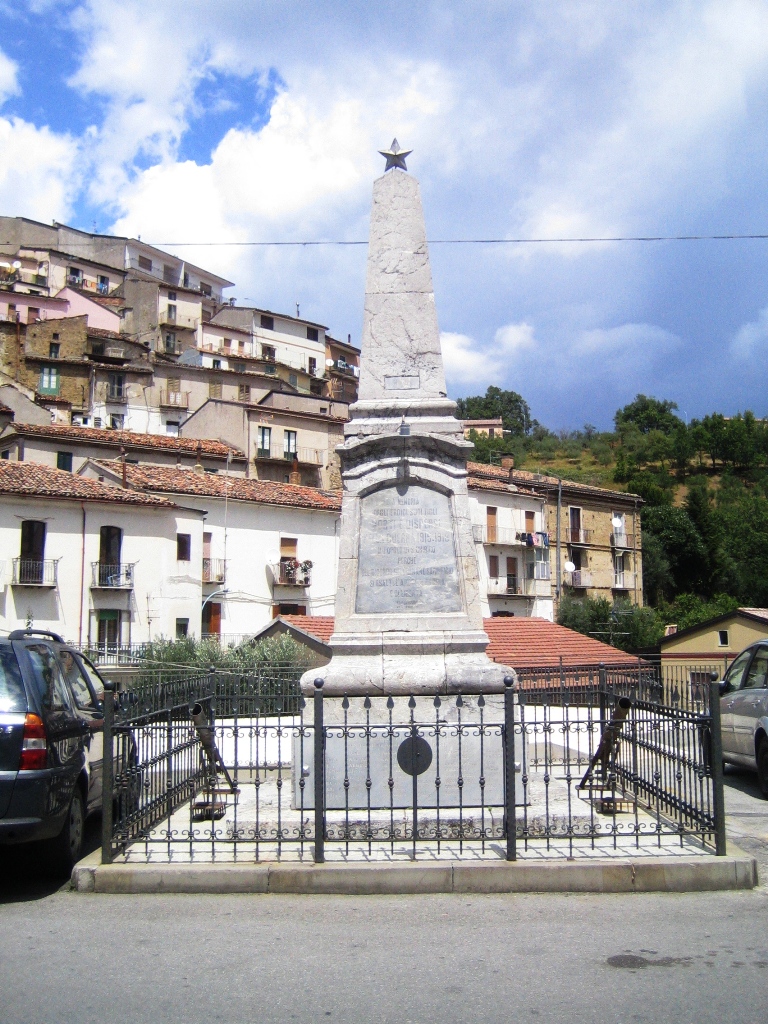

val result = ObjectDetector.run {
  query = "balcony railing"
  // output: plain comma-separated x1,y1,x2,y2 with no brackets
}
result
160,311,198,330
159,389,189,409
91,562,135,588
613,572,635,590
271,562,312,587
567,528,593,545
611,531,635,548
473,525,549,546
12,558,58,587
202,558,226,584
105,386,127,403
255,445,326,466
565,570,592,588
486,575,540,597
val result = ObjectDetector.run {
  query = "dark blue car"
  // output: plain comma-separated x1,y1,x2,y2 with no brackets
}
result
0,630,109,873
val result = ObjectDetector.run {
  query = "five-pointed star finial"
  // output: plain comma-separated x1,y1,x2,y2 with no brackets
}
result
379,138,412,171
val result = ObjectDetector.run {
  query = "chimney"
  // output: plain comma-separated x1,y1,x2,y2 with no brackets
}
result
288,455,301,485
194,440,204,475
501,456,514,481
120,445,127,487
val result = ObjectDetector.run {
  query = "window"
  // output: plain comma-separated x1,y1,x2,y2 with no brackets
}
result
78,656,104,701
307,326,319,342
486,506,497,543
718,630,729,647
167,290,177,301
743,647,768,689
91,341,104,357
199,282,212,297
183,271,190,288
260,314,274,331
49,342,60,358
163,264,176,283
175,619,189,639
233,361,246,373
166,421,179,436
533,549,550,580
97,610,120,649
724,648,753,691
164,332,177,354
138,255,152,272
167,376,180,393
223,337,232,349
107,372,124,399
52,332,59,340
39,366,58,394
93,417,103,428
257,426,271,457
99,525,122,570
97,275,109,295
57,650,94,709
289,373,298,388
177,533,191,561
109,414,124,430
202,601,221,635
166,303,177,322
67,266,82,284
308,357,317,376
1,450,8,460
283,430,297,459
489,555,499,579
56,451,73,472
238,384,250,403
21,520,46,565
525,510,535,533
262,343,276,360
209,381,222,398
212,359,221,369
27,307,40,321
25,644,73,711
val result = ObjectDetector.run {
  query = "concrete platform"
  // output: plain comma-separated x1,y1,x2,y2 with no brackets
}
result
71,848,758,895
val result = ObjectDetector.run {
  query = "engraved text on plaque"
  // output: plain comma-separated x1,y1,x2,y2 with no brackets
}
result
355,484,462,614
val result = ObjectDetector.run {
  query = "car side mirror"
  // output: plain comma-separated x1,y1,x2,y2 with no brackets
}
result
718,679,731,696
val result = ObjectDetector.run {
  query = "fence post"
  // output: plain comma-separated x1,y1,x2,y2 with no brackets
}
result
313,678,325,864
709,679,727,856
101,680,115,865
504,675,517,862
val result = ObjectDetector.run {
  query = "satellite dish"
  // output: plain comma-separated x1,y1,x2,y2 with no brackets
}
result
12,260,22,269
564,560,576,573
611,516,623,529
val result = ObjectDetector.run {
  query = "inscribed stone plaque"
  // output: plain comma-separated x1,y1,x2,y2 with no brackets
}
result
384,374,419,389
355,484,462,614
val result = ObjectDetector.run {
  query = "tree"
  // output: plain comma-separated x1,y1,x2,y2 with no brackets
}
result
455,387,539,436
642,505,709,596
614,395,681,436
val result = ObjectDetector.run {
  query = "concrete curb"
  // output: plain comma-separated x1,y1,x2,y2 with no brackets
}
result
72,850,759,895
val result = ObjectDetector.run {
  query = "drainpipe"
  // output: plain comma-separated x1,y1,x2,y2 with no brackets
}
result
78,502,86,645
633,498,639,605
555,478,562,605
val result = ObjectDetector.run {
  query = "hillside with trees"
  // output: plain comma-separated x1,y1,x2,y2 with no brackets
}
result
456,387,768,649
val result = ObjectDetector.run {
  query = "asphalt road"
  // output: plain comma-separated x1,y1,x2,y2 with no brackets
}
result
0,771,764,1024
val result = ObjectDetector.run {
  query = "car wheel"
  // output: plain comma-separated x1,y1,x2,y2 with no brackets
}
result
46,787,85,876
757,738,768,799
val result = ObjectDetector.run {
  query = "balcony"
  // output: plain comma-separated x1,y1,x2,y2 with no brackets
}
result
567,528,593,545
91,562,135,589
271,561,312,587
202,558,226,584
160,310,198,330
105,386,127,404
613,572,635,590
565,570,592,588
159,389,189,409
473,525,549,546
255,445,326,466
611,531,635,549
11,558,58,587
487,575,541,597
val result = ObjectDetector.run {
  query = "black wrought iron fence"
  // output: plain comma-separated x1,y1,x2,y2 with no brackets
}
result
101,663,726,864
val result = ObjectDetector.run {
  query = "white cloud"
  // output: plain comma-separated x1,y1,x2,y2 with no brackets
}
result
0,47,18,107
0,117,80,223
441,321,537,391
730,306,768,358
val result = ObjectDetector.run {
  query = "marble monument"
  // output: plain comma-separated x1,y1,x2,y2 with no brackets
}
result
301,141,514,698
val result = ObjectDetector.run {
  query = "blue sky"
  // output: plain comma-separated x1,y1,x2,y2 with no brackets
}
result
2,0,768,430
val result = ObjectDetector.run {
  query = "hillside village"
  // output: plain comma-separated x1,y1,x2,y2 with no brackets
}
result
0,216,645,651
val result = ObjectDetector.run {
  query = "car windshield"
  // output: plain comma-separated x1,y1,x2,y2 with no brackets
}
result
0,644,26,713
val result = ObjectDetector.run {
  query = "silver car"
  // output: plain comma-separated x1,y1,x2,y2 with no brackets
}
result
720,641,768,797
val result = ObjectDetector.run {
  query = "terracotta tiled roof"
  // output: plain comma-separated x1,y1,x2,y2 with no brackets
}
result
466,460,641,503
96,462,343,513
86,326,126,340
3,423,245,459
0,461,175,506
279,615,637,668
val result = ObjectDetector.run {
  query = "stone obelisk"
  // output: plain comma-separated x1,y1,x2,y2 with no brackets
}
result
302,141,512,696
